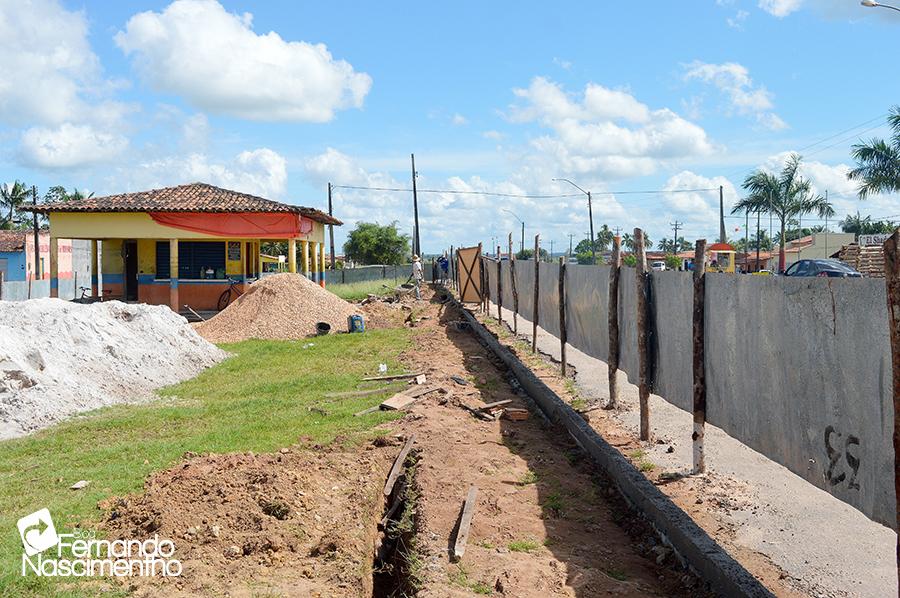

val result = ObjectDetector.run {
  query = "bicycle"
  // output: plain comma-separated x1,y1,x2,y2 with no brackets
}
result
216,277,244,311
74,286,98,304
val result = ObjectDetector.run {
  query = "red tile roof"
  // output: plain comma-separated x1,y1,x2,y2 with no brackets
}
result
22,182,342,225
0,231,26,252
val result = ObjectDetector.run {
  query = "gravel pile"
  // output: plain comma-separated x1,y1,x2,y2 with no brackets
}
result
194,273,359,343
0,299,226,440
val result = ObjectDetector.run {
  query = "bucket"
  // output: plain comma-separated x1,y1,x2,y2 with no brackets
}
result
315,322,331,336
348,314,365,333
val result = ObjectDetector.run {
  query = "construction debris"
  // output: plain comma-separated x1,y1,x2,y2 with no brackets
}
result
363,371,425,381
70,480,90,490
479,399,513,412
502,408,530,421
451,485,479,562
450,375,469,386
837,242,885,277
193,273,358,342
383,434,416,496
380,386,441,410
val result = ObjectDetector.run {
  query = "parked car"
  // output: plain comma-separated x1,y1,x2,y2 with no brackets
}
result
782,259,863,278
650,261,667,272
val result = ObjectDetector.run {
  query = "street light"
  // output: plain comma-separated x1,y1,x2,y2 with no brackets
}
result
553,178,595,264
861,0,900,11
502,208,525,255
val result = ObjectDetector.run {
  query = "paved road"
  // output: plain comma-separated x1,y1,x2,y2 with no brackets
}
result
489,302,896,598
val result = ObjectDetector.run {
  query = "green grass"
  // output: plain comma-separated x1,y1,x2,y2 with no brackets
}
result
605,567,628,582
327,278,404,301
517,470,538,486
638,461,656,473
0,328,411,597
628,449,647,460
449,564,493,594
507,539,540,553
541,491,565,516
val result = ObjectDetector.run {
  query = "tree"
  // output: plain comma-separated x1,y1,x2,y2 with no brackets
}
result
848,106,900,199
664,255,682,270
0,181,32,230
622,232,652,252
516,247,549,261
840,211,896,237
732,154,833,272
343,221,410,265
44,186,94,202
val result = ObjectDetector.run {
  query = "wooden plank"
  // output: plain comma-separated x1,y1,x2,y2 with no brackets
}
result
380,386,440,410
532,234,540,353
558,256,567,376
692,239,708,474
634,228,650,441
452,485,479,561
362,372,425,381
383,434,416,497
479,399,512,411
607,236,621,409
353,405,380,417
324,386,399,399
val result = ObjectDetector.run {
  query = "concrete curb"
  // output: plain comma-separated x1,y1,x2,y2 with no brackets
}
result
455,301,774,598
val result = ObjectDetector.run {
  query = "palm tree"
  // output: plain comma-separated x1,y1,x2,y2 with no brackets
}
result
840,211,896,236
732,154,833,272
622,232,652,252
595,224,614,252
848,106,900,198
0,181,32,229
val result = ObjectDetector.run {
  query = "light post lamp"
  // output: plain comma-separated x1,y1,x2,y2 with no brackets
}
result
861,0,900,11
553,178,595,264
502,209,525,255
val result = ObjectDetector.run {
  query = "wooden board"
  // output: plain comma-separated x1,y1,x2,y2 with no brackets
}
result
479,399,512,411
362,372,424,381
383,434,416,497
380,386,441,410
452,485,479,561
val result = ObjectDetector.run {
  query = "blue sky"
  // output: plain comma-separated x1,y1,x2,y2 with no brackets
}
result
1,0,899,253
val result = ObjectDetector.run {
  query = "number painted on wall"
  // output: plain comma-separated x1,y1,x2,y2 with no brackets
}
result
824,426,860,490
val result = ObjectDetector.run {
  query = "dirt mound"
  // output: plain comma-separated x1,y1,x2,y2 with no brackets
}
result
102,444,394,597
0,299,225,440
194,273,359,343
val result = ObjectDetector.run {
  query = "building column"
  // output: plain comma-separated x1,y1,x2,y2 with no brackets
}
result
49,237,59,298
256,241,263,278
312,242,320,283
319,242,327,287
288,238,297,274
169,238,179,312
91,239,99,297
302,240,310,279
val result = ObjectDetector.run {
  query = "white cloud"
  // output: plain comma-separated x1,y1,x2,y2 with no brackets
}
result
663,171,739,238
114,148,287,199
451,113,468,126
683,61,787,130
758,0,803,18
115,0,372,122
19,124,129,169
728,9,750,28
553,57,573,71
508,77,713,180
482,130,505,141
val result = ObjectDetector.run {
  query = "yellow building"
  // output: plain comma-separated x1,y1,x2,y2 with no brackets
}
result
25,183,340,311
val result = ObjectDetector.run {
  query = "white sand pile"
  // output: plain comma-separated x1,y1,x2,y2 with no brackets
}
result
194,273,358,343
0,299,226,440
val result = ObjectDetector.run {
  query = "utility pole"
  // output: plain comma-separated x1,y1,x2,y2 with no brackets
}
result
411,153,420,256
587,191,595,264
32,185,40,280
824,190,829,258
568,233,575,259
327,183,335,269
614,226,621,237
550,239,555,259
744,209,749,270
670,221,682,255
718,185,726,244
520,221,524,256
756,208,762,272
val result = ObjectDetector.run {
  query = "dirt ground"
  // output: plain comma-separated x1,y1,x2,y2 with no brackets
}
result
96,285,711,597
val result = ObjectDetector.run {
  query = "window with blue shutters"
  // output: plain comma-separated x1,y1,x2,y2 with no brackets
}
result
155,241,227,279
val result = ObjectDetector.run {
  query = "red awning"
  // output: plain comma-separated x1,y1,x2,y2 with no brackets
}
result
149,212,313,238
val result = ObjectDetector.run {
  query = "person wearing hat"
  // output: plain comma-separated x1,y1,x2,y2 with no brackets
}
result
412,254,423,299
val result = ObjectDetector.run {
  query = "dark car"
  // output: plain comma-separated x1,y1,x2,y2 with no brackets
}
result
783,259,863,278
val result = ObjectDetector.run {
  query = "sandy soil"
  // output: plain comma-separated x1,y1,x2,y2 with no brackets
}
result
386,289,705,597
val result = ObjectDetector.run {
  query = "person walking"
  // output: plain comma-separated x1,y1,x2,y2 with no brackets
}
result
412,254,423,299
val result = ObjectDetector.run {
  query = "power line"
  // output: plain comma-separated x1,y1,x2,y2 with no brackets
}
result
332,184,720,198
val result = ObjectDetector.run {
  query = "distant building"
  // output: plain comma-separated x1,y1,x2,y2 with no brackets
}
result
0,230,78,283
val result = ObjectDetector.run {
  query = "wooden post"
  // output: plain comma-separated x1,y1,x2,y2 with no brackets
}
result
692,239,708,474
881,231,900,585
509,233,519,335
496,246,503,326
558,256,567,376
532,234,540,353
634,228,650,441
607,236,621,409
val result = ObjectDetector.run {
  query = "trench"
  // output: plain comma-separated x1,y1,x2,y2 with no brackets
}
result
372,450,421,597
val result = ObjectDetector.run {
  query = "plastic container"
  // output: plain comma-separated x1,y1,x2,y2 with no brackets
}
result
348,314,365,333
315,322,331,336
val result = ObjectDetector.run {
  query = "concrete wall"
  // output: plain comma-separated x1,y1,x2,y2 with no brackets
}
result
705,274,894,528
1,239,92,301
650,271,694,412
566,264,609,363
